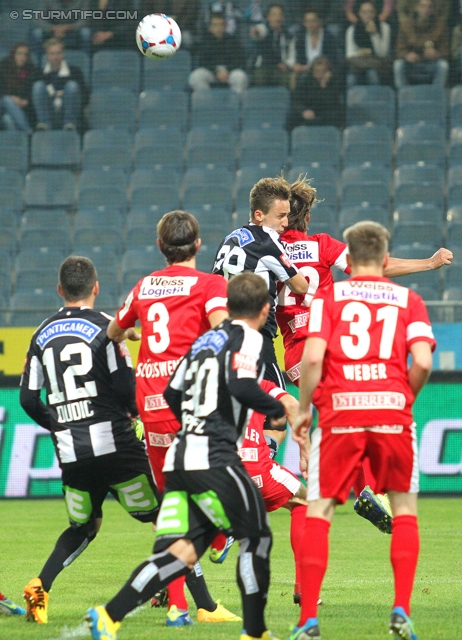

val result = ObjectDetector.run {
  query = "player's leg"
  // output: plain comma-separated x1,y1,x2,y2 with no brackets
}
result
0,592,26,616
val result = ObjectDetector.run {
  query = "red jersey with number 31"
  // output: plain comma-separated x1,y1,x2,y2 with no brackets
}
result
307,276,436,427
116,265,228,424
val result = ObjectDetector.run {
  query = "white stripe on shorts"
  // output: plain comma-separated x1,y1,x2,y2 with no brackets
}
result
409,422,419,494
269,463,301,496
307,427,322,501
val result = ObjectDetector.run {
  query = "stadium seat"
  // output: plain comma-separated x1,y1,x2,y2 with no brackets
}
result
288,165,338,185
9,310,58,327
339,205,390,233
30,130,80,168
0,206,19,232
130,167,180,189
15,268,61,292
392,203,443,225
232,208,250,228
0,167,24,191
442,285,462,301
24,169,76,208
346,86,396,128
308,206,338,236
183,167,233,189
447,205,462,246
138,90,189,130
448,167,462,209
390,243,439,260
291,126,341,169
449,127,462,166
0,185,22,210
142,50,192,91
443,262,462,287
241,87,290,130
186,142,236,170
78,185,128,211
394,164,444,208
93,292,119,314
11,291,61,321
80,169,129,189
195,245,218,272
239,129,288,169
0,130,28,172
341,166,391,208
83,129,133,150
234,165,284,210
122,247,166,274
396,125,446,167
73,227,124,253
64,50,91,85
398,85,446,126
15,248,66,272
392,222,443,248
130,184,180,209
125,224,160,249
406,284,440,300
183,185,234,214
92,50,141,93
135,127,185,153
74,208,124,229
88,88,137,131
450,85,462,128
82,146,132,171
343,125,393,168
0,228,17,255
72,246,119,270
190,89,240,130
20,209,70,247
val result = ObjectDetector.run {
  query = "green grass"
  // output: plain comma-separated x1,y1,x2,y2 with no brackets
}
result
0,498,460,639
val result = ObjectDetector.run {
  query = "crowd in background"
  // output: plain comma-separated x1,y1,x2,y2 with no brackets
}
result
2,0,462,132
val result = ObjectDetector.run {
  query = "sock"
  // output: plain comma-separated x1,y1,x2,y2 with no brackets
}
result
105,550,189,622
186,562,216,612
39,526,95,592
210,532,227,552
391,515,419,616
236,536,272,638
299,518,330,625
167,576,188,611
290,505,306,593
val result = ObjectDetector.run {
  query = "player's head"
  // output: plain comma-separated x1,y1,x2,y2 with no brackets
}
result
58,256,99,304
288,175,318,232
227,272,271,328
250,176,291,234
343,221,390,269
157,210,200,265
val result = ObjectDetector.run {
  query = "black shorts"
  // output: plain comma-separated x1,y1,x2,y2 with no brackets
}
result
261,331,286,389
154,464,271,556
61,443,161,526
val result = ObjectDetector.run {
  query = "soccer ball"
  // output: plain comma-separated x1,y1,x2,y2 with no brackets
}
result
136,13,181,60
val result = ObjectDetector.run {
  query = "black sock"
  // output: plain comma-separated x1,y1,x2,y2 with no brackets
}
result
105,550,189,623
236,536,272,638
39,526,94,592
186,562,216,612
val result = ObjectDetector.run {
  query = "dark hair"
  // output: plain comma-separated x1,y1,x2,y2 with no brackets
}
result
2,43,32,95
59,256,97,302
343,220,390,265
210,11,226,20
157,210,199,265
250,176,291,219
288,175,318,232
227,272,271,319
311,55,332,72
267,3,285,14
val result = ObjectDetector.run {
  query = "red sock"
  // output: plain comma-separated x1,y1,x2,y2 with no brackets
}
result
167,576,188,611
391,515,419,616
210,532,227,552
290,505,307,593
299,517,330,625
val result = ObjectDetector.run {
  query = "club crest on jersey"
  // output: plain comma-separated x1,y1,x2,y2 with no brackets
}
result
224,228,255,247
191,329,228,357
37,319,101,349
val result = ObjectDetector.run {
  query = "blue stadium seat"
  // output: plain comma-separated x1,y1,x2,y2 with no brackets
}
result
125,225,159,249
122,247,166,274
11,290,60,311
191,89,240,130
234,165,283,209
232,208,250,227
343,125,393,167
82,146,132,171
195,245,218,272
398,85,446,126
442,285,462,301
142,50,192,91
80,169,129,189
392,221,443,247
307,206,338,236
239,129,288,169
88,88,137,131
92,50,141,93
0,167,24,191
396,124,446,167
288,165,338,185
0,228,17,255
30,130,80,168
392,203,442,224
19,228,69,254
341,166,391,208
15,268,60,292
448,166,462,209
134,127,185,152
186,142,236,170
0,251,12,298
0,206,18,232
21,208,70,234
130,184,180,209
78,185,127,211
447,205,462,246
25,169,76,208
131,167,180,188
0,185,22,210
138,90,189,130
241,87,290,130
339,205,390,233
394,165,444,208
72,246,119,270
0,131,28,172
346,86,396,128
291,126,341,168
91,267,119,296
133,146,183,171
15,248,65,272
64,50,91,85
449,127,462,166
93,292,119,314
183,167,233,189
83,129,133,150
73,227,124,252
450,85,462,128
183,185,233,214
390,243,439,259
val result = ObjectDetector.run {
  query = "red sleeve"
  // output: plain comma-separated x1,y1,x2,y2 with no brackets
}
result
406,291,437,352
260,379,287,399
319,234,351,274
307,286,332,342
204,274,228,317
115,282,140,329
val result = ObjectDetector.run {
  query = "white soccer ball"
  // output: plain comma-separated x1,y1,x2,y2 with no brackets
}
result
136,13,181,60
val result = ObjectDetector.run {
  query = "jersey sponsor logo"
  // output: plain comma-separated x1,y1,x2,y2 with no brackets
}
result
331,425,404,434
279,253,293,269
282,240,319,263
56,399,94,423
332,391,406,410
334,281,409,307
136,359,180,378
286,362,301,382
148,431,174,447
224,227,255,247
191,329,228,357
36,319,102,349
239,447,259,462
138,276,198,300
250,473,263,488
232,353,257,375
287,312,309,333
342,363,388,381
144,394,169,411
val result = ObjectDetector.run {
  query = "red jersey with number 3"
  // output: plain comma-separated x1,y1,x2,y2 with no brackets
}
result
277,230,350,354
307,276,436,427
116,265,228,424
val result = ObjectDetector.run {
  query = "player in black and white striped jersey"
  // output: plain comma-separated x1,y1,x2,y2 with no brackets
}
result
20,256,161,625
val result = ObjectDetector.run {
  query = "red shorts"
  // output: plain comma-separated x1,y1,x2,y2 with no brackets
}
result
144,420,179,492
307,424,419,504
244,461,302,512
284,341,304,387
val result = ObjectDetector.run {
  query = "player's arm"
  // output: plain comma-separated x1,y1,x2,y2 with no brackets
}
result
208,309,228,328
107,318,140,343
164,357,188,422
293,337,327,446
279,392,310,478
385,248,453,277
106,340,138,418
19,350,51,430
408,341,433,398
229,376,286,421
107,289,141,343
286,272,309,295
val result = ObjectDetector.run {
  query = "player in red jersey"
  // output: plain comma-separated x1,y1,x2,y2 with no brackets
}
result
289,221,435,640
107,210,239,627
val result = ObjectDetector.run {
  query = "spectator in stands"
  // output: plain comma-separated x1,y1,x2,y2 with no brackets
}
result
393,0,449,87
0,43,41,132
32,39,88,131
189,11,249,93
346,1,391,86
293,9,339,78
30,0,92,62
91,0,138,50
345,0,395,24
288,55,343,129
141,0,200,47
250,2,296,87
203,1,241,35
396,0,451,21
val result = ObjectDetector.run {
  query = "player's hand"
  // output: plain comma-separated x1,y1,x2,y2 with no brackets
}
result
430,248,453,269
270,415,287,430
292,411,312,446
126,328,141,342
131,417,145,440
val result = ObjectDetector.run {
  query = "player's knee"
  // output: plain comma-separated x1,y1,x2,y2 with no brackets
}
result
70,514,98,542
238,535,272,559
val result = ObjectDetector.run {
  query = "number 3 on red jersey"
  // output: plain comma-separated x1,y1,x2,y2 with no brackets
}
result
147,302,170,354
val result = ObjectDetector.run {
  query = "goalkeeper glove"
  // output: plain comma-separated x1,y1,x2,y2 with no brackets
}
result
131,417,145,441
